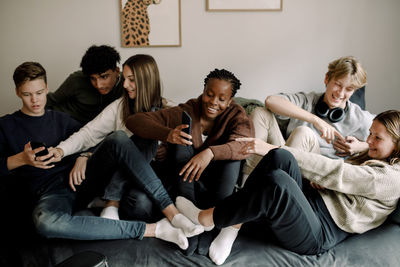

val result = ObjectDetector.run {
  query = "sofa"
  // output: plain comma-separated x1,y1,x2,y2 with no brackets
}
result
3,88,400,267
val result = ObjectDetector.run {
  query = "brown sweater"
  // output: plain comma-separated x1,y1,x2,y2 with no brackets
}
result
126,95,254,161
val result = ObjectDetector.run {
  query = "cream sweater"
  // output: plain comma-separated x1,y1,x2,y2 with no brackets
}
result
58,98,131,157
285,147,400,234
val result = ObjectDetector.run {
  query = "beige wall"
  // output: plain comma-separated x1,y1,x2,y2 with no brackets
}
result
1,0,399,115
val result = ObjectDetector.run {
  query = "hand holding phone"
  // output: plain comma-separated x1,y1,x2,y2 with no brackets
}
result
182,110,192,139
30,141,49,157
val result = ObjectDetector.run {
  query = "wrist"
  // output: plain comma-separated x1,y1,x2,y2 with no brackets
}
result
56,147,64,158
207,148,214,160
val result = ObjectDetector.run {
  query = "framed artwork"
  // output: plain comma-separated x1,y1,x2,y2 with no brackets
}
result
206,0,282,11
120,0,181,47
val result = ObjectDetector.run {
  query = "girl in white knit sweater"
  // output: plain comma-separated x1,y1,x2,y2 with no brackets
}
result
176,110,400,265
55,55,203,245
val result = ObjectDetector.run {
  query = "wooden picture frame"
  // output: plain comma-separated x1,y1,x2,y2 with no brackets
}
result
120,0,181,47
206,0,282,12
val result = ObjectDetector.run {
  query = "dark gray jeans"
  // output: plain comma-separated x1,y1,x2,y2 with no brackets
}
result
213,148,349,255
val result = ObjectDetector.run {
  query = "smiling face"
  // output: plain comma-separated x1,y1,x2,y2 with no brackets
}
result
89,67,120,95
16,79,48,116
122,65,137,100
367,120,396,160
201,78,233,120
323,74,356,109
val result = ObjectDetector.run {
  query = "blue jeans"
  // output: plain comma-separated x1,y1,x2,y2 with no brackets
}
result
103,135,158,201
213,149,349,255
33,131,172,240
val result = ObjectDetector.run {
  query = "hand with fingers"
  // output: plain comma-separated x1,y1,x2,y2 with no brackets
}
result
179,148,214,183
312,117,344,144
69,156,88,191
25,142,55,169
235,137,278,156
334,136,368,157
167,125,192,146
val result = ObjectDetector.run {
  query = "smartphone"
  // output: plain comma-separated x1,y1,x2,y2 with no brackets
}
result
182,110,192,138
30,141,49,157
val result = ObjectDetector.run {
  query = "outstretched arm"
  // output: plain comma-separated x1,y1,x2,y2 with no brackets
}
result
265,95,344,143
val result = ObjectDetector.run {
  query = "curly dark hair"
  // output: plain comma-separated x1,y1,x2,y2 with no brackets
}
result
204,68,241,97
80,45,121,75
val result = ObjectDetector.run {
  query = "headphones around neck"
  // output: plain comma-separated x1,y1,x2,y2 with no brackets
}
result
315,94,347,123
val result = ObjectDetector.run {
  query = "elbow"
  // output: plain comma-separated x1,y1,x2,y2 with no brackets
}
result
264,95,275,109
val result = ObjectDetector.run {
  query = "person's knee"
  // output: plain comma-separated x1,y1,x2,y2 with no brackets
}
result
173,144,194,164
33,208,67,238
106,130,131,146
290,126,315,140
250,107,274,122
262,148,294,166
287,126,319,152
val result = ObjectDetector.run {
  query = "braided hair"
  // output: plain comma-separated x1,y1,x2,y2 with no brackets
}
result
204,69,241,97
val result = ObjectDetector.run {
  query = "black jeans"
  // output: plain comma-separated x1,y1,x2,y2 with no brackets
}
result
174,145,241,209
213,148,349,255
120,144,242,221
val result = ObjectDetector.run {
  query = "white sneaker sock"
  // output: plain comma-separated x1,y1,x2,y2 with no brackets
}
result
209,226,239,265
155,218,188,250
100,206,120,220
171,213,204,237
175,196,214,231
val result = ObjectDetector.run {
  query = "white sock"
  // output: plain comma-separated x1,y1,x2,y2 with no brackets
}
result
155,218,188,250
171,213,204,237
209,226,239,265
100,206,120,220
175,196,214,231
87,197,106,208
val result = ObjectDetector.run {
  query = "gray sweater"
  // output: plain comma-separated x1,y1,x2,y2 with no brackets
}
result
286,146,400,234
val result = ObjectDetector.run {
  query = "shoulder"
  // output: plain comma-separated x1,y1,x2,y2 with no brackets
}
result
346,101,375,121
280,91,321,106
68,70,86,79
63,71,91,88
0,111,20,126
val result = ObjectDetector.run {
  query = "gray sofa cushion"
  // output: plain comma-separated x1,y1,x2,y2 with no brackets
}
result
49,222,400,266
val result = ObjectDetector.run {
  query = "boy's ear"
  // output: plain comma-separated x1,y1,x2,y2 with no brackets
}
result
15,87,20,97
324,73,329,86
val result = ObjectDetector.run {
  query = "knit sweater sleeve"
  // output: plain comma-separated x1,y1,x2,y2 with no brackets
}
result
126,106,182,142
208,106,254,161
58,98,123,156
284,146,400,200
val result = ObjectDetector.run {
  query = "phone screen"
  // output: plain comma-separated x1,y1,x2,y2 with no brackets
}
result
31,141,49,157
182,111,192,137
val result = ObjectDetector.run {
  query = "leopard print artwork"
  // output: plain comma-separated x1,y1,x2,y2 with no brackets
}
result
121,0,162,47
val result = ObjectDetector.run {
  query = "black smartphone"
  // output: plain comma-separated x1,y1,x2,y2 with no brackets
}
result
30,141,49,157
182,110,192,137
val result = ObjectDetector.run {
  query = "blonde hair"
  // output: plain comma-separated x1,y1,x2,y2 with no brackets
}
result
121,54,162,124
349,110,400,165
326,56,367,89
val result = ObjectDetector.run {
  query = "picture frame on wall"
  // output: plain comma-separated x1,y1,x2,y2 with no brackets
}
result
120,0,181,47
206,0,282,11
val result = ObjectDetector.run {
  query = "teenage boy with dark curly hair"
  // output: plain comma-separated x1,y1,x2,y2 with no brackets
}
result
46,45,124,124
